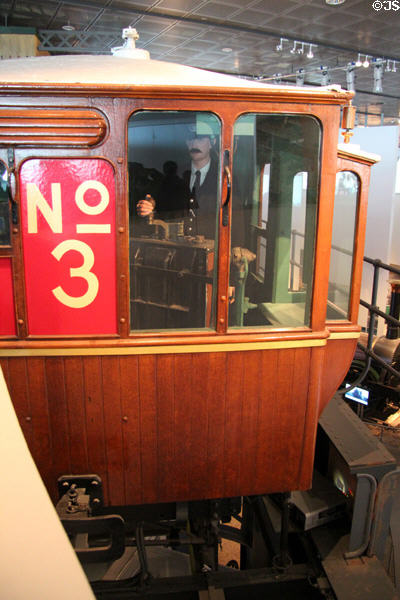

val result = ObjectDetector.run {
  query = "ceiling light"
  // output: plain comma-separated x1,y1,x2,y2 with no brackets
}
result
222,47,232,52
325,0,346,4
307,44,315,59
355,53,362,67
363,56,370,68
290,41,298,54
62,23,75,31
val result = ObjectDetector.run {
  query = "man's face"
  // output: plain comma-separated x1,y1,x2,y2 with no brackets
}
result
186,135,213,162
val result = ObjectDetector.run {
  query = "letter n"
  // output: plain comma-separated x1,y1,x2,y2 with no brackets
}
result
26,183,62,233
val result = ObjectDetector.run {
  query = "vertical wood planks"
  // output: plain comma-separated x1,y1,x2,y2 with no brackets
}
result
239,350,262,494
205,352,227,499
2,346,316,505
26,357,54,495
155,354,175,501
297,346,325,488
120,355,142,505
83,357,108,502
6,358,32,445
189,352,211,500
254,349,279,492
172,353,192,500
223,351,244,497
102,356,125,505
138,354,158,504
64,357,88,474
45,357,70,478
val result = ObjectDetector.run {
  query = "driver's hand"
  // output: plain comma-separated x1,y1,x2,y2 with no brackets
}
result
137,194,155,217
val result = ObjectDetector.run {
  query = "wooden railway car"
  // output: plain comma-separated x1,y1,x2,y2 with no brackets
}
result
0,29,377,513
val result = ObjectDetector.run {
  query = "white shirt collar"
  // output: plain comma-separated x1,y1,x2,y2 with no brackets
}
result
190,160,211,187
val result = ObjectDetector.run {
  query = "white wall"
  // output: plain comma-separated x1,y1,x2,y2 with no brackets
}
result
347,126,399,335
0,367,95,600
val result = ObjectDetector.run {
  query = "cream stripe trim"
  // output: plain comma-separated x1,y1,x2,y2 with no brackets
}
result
328,331,360,340
0,338,326,357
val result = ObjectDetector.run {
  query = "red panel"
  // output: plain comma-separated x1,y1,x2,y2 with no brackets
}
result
0,257,16,336
20,159,117,335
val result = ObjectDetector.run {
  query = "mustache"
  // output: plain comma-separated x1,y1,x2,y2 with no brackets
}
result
189,148,202,154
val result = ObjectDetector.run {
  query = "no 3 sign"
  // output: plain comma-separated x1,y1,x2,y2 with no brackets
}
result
20,159,117,335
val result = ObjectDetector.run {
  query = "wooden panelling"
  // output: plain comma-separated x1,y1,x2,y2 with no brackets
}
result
120,356,142,505
83,357,108,500
0,108,107,147
1,347,318,505
320,338,358,414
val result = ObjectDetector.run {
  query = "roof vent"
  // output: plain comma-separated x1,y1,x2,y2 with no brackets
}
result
111,27,150,59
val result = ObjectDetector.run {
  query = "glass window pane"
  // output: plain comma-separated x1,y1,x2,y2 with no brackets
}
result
0,163,10,246
229,114,320,328
128,111,220,331
327,171,359,320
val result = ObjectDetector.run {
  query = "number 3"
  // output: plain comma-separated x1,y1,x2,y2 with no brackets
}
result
51,240,99,308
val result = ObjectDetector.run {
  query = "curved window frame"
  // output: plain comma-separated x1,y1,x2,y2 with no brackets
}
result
326,169,361,322
127,109,223,333
228,112,322,331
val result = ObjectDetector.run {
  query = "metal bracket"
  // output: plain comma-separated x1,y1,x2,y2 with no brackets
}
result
57,474,104,509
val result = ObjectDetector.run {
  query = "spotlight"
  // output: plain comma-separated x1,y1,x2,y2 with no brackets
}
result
373,61,383,93
297,42,305,55
296,68,305,86
307,44,314,59
393,62,397,73
363,55,370,68
290,41,298,54
276,37,287,52
320,65,330,85
355,53,362,67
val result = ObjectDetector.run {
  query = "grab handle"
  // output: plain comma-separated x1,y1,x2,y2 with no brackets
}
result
222,149,231,227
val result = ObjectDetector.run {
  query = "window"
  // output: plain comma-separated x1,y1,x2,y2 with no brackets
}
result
0,162,10,246
229,114,321,328
327,171,359,320
128,111,221,331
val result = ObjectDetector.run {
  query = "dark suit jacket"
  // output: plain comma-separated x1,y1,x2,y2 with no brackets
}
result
181,155,218,239
151,154,218,240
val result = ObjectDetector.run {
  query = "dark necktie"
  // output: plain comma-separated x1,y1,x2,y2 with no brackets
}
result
191,170,201,201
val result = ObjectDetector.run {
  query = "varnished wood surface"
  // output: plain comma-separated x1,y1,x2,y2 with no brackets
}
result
1,347,318,505
0,78,372,508
0,107,107,146
319,337,358,414
0,96,342,342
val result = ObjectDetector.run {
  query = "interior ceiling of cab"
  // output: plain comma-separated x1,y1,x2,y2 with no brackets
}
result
1,0,400,126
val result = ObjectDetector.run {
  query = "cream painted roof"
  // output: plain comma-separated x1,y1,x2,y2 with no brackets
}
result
337,143,381,164
0,54,347,98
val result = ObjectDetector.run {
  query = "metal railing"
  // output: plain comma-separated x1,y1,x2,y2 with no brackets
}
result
356,257,400,384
